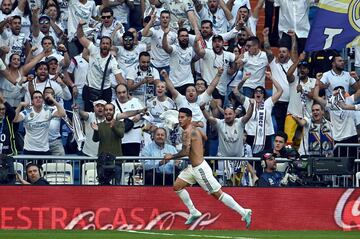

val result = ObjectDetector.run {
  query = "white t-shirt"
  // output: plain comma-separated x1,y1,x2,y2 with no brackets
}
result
326,95,357,141
86,42,122,90
244,97,275,136
288,76,316,117
67,54,89,92
242,51,268,89
269,59,294,102
174,92,211,133
169,44,195,87
113,98,144,144
201,49,236,95
20,105,57,151
321,70,357,99
224,0,251,18
161,0,195,29
146,96,176,124
67,0,97,40
0,31,27,64
115,44,147,77
126,64,160,105
216,118,245,157
198,5,232,34
24,78,72,103
82,112,105,157
148,26,177,68
110,1,129,24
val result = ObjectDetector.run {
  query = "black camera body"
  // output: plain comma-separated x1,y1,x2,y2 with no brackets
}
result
96,152,116,185
0,154,15,185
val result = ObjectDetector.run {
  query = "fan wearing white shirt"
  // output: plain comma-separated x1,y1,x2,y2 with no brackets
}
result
193,0,234,35
162,27,195,95
77,20,126,112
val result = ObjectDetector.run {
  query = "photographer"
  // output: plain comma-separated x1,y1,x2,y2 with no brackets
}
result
258,152,284,187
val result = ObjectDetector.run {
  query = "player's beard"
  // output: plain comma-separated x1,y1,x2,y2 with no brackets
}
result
179,40,189,49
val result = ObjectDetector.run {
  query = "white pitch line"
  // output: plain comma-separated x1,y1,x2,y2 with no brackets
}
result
125,230,256,239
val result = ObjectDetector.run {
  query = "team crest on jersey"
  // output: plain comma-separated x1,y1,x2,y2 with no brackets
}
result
153,101,156,106
30,113,34,119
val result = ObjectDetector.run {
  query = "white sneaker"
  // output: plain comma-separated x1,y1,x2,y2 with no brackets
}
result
185,211,202,225
241,209,252,229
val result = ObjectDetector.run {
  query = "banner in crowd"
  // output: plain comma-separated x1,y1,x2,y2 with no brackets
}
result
0,187,359,230
305,0,360,51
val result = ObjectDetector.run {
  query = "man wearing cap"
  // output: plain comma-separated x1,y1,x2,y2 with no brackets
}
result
258,152,283,187
77,99,106,157
114,31,147,78
31,7,61,49
262,28,297,133
195,34,238,106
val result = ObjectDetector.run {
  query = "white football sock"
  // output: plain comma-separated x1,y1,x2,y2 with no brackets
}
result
219,192,246,216
176,189,199,215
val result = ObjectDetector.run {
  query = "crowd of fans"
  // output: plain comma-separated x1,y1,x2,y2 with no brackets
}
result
0,0,359,186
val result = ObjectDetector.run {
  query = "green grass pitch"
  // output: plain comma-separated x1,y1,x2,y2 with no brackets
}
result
0,230,360,239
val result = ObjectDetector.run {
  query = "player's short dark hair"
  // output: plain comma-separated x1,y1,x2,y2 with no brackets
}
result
179,108,192,117
275,131,288,143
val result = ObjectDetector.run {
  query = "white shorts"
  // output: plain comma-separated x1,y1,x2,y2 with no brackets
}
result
178,160,221,193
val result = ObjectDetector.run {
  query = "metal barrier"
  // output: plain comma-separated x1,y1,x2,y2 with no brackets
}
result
10,152,360,187
11,155,291,186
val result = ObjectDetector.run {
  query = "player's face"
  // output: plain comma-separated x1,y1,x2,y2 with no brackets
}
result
185,86,197,102
94,104,105,117
154,129,166,146
274,136,285,152
178,112,191,128
224,108,235,124
32,93,44,107
104,105,115,121
156,82,166,97
27,166,41,183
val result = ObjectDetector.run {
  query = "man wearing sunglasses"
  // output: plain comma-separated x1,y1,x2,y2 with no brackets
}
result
95,7,124,44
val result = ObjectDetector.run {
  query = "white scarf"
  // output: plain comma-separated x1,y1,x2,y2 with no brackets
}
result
253,101,266,154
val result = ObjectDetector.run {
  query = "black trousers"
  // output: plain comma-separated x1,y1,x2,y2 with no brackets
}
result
273,101,288,133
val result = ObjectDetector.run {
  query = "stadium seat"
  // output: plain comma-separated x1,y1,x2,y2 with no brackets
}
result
121,162,142,185
81,162,98,185
42,163,73,185
356,172,360,187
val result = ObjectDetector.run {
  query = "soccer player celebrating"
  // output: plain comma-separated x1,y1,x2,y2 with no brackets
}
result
163,108,252,228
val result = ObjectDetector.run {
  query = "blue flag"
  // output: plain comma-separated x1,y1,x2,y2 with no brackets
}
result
305,0,360,52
